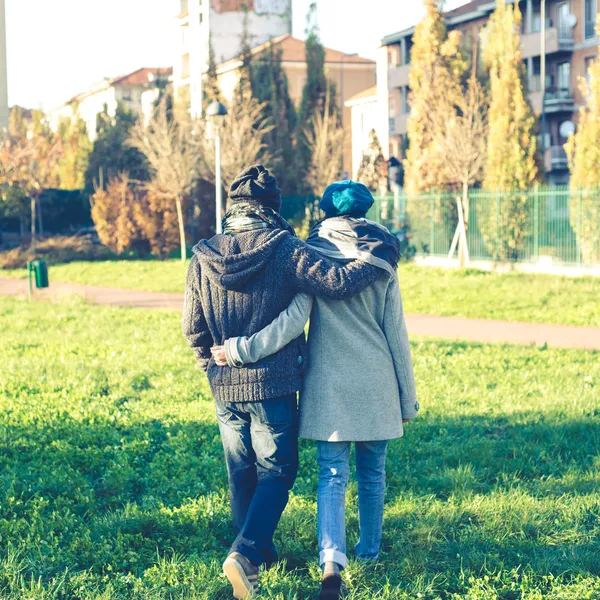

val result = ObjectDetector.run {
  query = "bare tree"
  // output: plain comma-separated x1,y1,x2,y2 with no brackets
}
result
303,90,345,229
432,69,488,266
128,99,203,261
198,93,275,199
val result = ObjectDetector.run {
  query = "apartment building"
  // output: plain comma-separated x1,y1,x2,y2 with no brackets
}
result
0,0,8,130
49,68,172,141
173,0,292,117
380,0,600,185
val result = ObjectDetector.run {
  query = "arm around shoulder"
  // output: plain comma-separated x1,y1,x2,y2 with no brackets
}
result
283,235,381,299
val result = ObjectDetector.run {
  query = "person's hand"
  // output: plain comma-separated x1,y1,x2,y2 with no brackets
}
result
211,345,228,366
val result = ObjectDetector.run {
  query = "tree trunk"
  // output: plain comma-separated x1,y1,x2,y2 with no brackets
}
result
458,181,470,268
19,216,25,246
30,195,36,250
175,196,187,262
37,195,44,239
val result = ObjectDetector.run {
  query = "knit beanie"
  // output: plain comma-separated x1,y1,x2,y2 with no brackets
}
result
228,165,282,212
319,180,374,218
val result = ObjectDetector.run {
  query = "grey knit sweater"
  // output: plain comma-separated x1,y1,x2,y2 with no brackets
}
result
182,229,380,403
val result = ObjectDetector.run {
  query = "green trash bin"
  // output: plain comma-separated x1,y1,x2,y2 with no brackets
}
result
27,260,49,298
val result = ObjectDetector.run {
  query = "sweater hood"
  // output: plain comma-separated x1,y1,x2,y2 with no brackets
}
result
192,229,290,291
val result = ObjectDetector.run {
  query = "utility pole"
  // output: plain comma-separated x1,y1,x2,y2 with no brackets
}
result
0,0,8,131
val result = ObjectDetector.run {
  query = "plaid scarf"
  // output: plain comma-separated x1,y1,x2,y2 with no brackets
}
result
222,201,296,236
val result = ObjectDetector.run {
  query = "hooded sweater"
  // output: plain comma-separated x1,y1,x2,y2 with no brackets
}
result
182,229,381,403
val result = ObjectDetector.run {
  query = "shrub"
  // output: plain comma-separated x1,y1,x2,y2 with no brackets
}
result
0,234,114,269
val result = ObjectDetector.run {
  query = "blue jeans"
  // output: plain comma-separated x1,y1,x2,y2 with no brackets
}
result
215,395,298,567
317,440,389,568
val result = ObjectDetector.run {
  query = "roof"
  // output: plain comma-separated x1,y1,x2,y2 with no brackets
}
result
381,0,497,46
217,34,375,73
345,85,377,106
63,67,172,106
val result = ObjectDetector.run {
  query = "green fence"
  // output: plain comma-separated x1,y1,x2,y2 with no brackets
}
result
368,187,600,267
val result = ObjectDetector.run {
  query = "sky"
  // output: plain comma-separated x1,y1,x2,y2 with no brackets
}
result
4,0,467,111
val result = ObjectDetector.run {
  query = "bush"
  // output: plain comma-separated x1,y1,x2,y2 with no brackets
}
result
0,234,114,269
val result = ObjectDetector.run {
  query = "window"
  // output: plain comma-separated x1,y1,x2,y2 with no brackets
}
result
584,0,597,39
401,86,410,114
585,55,596,84
182,53,190,79
557,62,570,90
388,46,400,67
199,12,203,24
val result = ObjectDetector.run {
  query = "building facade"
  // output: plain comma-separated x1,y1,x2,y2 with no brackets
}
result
173,0,293,117
214,34,376,175
50,68,172,141
0,0,8,130
380,0,600,185
344,86,379,178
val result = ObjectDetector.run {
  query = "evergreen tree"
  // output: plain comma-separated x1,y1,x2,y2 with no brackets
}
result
57,112,92,190
251,41,299,193
565,17,600,263
236,6,254,103
296,3,340,193
403,0,466,194
204,34,221,108
356,129,388,193
84,103,148,192
480,0,540,260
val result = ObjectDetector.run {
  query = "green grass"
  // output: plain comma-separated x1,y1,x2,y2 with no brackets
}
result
3,260,600,326
1,297,599,599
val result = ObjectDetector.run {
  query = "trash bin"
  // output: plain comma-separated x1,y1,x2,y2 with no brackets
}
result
28,260,49,289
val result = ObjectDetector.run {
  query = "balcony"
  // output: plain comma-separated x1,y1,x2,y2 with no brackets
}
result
544,146,568,172
521,26,574,59
388,64,410,89
528,86,574,114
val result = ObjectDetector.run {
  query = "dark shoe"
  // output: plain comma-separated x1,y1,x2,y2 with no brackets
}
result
319,573,343,600
319,562,345,600
223,552,258,599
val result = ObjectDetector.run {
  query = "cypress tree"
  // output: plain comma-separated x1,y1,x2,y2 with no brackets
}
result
565,18,600,263
403,0,465,195
480,0,540,260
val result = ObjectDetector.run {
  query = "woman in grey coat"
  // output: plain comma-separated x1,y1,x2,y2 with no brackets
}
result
212,180,418,600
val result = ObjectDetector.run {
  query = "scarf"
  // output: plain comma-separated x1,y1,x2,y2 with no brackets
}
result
307,216,401,276
222,202,296,236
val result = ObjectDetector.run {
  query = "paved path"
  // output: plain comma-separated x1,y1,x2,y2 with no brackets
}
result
2,278,599,351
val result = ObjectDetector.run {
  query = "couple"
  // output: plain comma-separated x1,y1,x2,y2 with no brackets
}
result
182,165,418,599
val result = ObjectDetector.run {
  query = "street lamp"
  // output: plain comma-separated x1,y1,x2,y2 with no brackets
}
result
206,100,228,234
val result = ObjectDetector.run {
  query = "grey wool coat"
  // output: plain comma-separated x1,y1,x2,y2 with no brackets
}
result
225,219,419,442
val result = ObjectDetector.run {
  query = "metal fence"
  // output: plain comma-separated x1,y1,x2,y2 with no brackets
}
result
367,186,600,268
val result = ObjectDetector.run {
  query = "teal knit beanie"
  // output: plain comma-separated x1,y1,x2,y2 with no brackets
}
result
319,180,374,217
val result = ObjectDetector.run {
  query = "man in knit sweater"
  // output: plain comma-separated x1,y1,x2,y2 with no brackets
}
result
182,165,381,599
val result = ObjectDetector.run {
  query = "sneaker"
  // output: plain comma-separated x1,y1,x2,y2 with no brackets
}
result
223,552,259,599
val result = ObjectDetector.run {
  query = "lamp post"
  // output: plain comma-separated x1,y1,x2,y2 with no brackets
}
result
206,100,228,234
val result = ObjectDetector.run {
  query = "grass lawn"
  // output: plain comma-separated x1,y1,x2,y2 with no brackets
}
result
1,297,599,599
3,260,600,327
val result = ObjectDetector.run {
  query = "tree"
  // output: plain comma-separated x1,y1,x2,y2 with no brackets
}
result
251,40,299,193
197,96,275,199
84,103,148,192
356,129,388,193
57,112,92,190
565,18,600,264
204,34,221,108
128,99,204,262
403,0,466,195
0,108,63,248
303,90,345,232
431,62,489,266
480,0,540,260
296,3,340,191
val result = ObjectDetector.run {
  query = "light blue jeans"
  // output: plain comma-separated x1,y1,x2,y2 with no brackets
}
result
316,440,389,568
